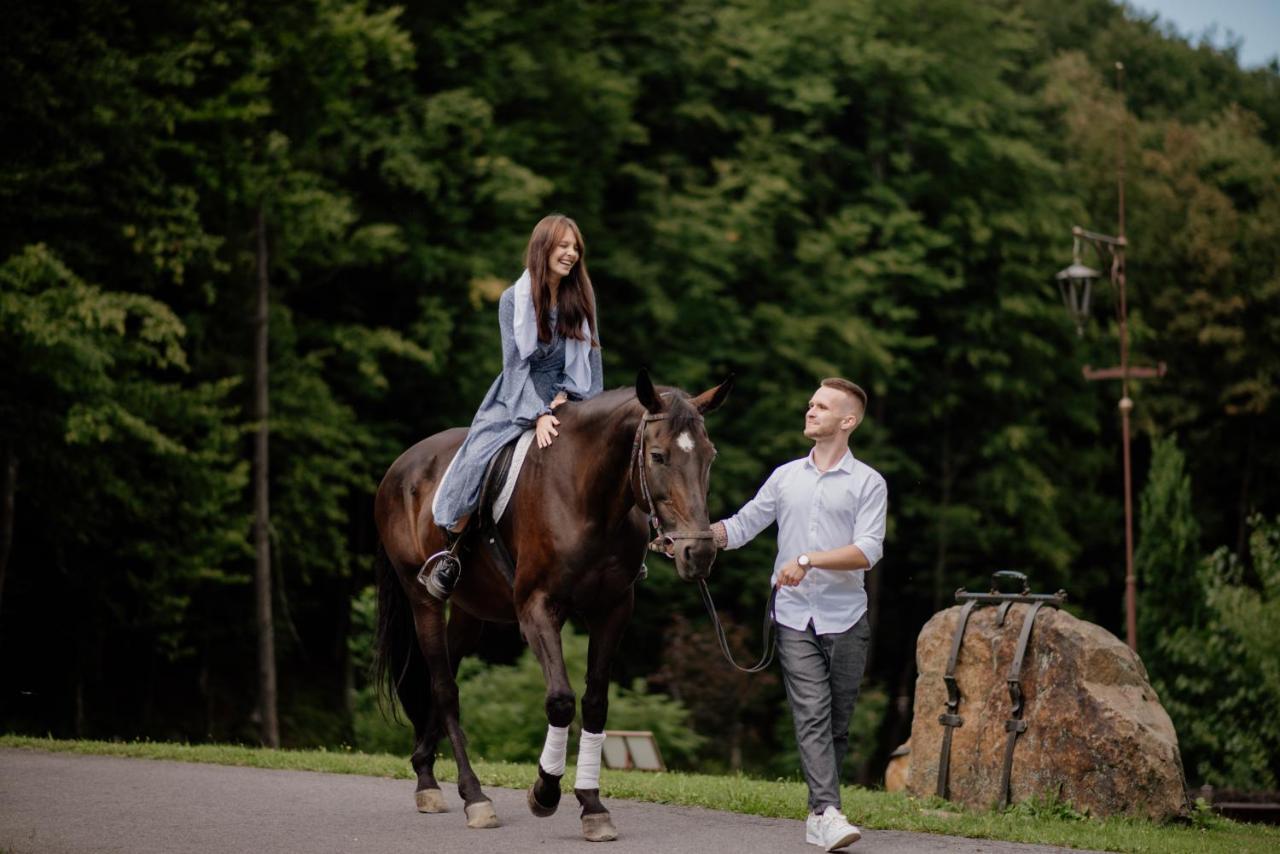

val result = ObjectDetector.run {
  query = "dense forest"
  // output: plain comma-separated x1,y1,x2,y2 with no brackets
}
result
3,0,1278,790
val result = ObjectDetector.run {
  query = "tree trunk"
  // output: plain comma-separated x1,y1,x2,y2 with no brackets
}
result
254,206,280,748
1235,419,1255,559
0,441,16,621
75,671,86,739
339,520,359,744
729,718,742,773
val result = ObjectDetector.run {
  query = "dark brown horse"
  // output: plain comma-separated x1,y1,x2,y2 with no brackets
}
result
373,370,731,841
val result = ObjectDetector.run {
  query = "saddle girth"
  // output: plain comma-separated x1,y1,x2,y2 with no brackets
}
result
473,438,520,588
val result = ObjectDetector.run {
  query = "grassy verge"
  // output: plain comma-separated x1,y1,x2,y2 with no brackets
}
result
4,734,1278,853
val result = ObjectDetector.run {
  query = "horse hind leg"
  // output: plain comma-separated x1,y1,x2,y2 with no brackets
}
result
373,544,448,813
412,721,447,813
408,599,498,828
408,607,484,813
396,610,446,813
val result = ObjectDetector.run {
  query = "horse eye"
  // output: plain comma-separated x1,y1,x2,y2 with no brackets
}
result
650,451,666,465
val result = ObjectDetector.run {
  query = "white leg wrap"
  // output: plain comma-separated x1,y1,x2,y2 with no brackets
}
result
575,730,606,790
539,724,569,776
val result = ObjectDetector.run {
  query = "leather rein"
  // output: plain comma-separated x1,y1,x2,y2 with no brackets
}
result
630,406,777,674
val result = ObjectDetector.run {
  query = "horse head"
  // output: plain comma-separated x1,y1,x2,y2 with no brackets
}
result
633,369,733,581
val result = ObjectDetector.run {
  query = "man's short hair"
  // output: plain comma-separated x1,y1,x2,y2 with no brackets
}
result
821,377,867,411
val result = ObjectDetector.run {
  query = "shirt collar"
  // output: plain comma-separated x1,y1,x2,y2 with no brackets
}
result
804,447,856,475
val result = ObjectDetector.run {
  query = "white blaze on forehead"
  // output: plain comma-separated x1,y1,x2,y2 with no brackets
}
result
676,431,695,453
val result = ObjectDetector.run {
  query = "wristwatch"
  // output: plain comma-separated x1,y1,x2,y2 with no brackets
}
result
797,554,811,569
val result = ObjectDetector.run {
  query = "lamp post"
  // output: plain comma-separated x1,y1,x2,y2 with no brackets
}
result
1057,231,1164,652
1054,62,1165,652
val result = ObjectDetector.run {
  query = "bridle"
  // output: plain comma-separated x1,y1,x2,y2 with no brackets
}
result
629,407,715,554
630,401,776,675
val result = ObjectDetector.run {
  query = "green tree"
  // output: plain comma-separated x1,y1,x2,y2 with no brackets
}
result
0,244,247,731
144,0,480,744
1155,516,1280,788
1044,32,1280,565
1135,435,1202,654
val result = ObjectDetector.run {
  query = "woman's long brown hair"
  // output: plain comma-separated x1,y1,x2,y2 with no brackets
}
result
524,214,599,346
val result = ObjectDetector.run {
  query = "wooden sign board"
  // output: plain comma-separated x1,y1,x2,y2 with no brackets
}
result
602,730,665,772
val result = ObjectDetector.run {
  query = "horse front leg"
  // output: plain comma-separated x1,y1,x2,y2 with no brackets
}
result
409,598,497,829
575,589,634,842
411,606,483,813
520,592,575,820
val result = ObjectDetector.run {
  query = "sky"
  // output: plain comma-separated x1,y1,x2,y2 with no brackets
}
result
1130,0,1280,69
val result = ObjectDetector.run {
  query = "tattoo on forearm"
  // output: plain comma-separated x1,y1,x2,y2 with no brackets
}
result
711,521,727,548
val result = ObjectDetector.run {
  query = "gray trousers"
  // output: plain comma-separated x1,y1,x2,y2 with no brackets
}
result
777,615,872,813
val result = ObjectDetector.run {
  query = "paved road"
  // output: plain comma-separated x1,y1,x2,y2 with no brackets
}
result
0,748,1091,853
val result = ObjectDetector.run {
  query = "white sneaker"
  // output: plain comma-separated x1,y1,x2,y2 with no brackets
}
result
805,805,862,851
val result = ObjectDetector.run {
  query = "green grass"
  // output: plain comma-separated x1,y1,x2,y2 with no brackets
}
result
4,734,1278,853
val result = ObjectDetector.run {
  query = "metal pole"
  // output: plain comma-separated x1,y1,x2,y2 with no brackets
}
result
1116,62,1126,238
1120,295,1136,652
254,205,280,746
1115,61,1137,652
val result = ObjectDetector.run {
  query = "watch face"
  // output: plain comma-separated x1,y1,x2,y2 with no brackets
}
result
799,554,810,567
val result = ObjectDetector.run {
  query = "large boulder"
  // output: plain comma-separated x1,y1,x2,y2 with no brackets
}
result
905,603,1188,821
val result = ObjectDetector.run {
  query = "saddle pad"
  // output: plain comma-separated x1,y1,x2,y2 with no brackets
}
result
491,429,535,523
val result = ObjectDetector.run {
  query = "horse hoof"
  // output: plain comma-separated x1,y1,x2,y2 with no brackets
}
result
582,811,618,842
528,782,559,817
415,788,447,813
464,800,500,829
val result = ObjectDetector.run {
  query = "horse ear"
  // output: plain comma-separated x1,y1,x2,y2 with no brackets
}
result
636,368,664,414
692,373,734,414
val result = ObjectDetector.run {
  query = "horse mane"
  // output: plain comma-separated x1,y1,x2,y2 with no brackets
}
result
570,385,703,434
660,390,704,434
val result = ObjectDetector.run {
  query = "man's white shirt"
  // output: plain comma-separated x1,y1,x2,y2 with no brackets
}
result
721,448,887,634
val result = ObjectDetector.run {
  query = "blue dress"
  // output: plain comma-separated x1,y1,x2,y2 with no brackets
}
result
432,285,604,529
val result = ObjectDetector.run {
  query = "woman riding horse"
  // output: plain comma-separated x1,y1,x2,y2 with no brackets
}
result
423,214,604,601
374,370,731,840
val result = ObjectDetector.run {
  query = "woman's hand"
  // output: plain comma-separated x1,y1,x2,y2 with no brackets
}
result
550,391,569,410
536,413,560,448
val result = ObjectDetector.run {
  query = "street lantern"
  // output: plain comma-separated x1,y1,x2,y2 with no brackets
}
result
1055,254,1101,336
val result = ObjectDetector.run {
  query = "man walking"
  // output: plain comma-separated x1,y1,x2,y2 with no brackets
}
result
712,378,887,851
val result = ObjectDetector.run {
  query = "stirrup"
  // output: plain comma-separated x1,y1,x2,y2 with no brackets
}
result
419,542,462,601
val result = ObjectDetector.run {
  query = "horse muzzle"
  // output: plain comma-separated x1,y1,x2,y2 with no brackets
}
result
659,533,716,581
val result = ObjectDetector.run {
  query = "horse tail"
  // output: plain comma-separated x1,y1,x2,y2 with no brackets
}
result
372,541,430,726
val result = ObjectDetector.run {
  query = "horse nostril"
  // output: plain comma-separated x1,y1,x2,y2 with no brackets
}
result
679,543,694,563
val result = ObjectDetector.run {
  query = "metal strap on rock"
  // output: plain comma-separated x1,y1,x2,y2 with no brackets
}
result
631,410,714,549
998,601,1046,808
936,573,1067,806
936,598,978,799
